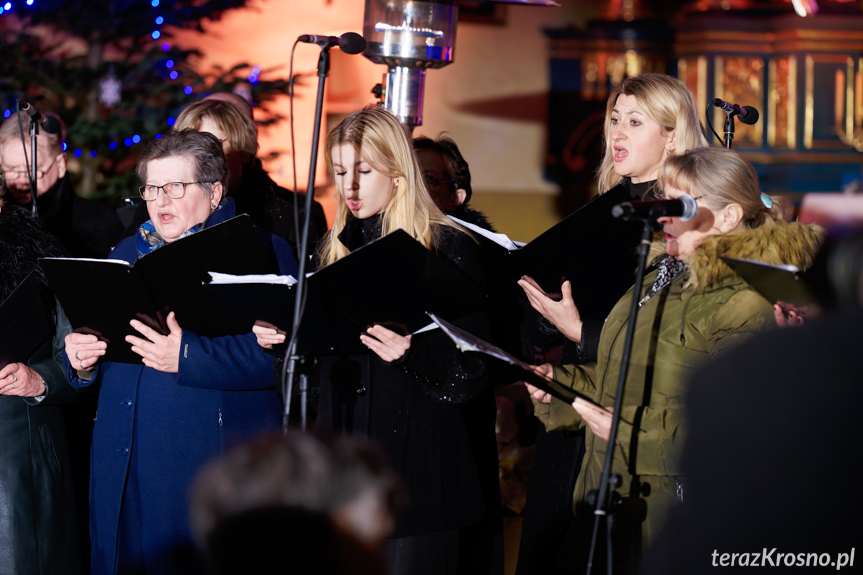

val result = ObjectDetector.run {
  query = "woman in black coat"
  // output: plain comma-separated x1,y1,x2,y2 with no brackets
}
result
0,185,82,575
255,106,501,575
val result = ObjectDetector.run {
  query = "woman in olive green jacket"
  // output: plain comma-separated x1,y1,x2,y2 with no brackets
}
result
527,147,822,571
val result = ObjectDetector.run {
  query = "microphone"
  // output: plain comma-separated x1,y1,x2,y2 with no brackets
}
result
612,194,699,222
16,100,62,134
712,98,760,126
298,32,365,55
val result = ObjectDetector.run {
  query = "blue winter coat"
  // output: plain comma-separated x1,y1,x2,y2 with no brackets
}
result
64,201,298,575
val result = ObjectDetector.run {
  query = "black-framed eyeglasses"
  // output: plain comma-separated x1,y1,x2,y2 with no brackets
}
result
138,181,210,201
424,176,456,189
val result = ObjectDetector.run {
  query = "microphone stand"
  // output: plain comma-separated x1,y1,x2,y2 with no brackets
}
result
723,112,735,149
585,215,654,575
17,101,40,216
281,44,331,433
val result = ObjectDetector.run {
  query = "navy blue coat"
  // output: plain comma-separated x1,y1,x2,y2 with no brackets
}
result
65,204,298,575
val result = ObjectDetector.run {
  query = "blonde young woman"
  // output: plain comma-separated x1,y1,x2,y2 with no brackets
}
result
255,106,502,575
527,147,821,571
520,72,710,359
514,73,710,575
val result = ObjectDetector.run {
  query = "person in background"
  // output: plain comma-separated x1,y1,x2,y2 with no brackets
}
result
124,92,327,252
413,134,496,232
0,110,124,258
0,107,123,573
189,432,402,575
63,129,298,575
527,147,820,572
0,177,82,575
514,72,710,575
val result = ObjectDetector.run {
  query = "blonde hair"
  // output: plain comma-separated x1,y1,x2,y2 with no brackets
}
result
658,147,792,227
174,99,258,161
596,73,709,194
0,111,65,154
319,106,459,266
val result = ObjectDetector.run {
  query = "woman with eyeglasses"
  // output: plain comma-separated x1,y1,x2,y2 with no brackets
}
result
62,129,298,575
527,147,821,571
0,177,85,574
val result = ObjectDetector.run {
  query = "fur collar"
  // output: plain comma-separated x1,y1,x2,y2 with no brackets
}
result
648,220,823,292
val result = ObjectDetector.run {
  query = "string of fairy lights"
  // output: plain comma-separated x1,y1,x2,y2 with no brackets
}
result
1,0,263,160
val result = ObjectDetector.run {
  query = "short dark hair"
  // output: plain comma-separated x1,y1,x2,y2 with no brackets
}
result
136,129,227,196
413,134,473,203
190,433,402,549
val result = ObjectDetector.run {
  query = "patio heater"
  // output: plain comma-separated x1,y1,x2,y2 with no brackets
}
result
363,0,558,130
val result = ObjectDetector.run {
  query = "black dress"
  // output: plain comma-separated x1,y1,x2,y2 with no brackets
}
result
516,178,657,575
313,215,502,575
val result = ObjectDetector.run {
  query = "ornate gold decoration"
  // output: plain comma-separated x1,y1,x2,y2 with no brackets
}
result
768,56,797,149
714,55,764,147
835,57,863,152
678,56,708,129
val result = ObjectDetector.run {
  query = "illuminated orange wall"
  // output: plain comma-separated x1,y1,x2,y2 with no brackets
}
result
173,0,593,239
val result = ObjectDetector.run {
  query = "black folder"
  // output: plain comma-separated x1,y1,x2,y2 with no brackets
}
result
721,257,816,307
41,215,274,364
210,230,486,356
0,272,51,370
463,187,644,321
428,313,597,405
305,229,486,340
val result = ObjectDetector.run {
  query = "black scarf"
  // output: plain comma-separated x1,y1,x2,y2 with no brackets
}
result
0,205,69,328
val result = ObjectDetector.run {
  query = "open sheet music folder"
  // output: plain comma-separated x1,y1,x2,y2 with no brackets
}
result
721,257,816,307
206,229,486,356
0,271,51,370
451,186,645,321
428,312,598,406
41,215,273,364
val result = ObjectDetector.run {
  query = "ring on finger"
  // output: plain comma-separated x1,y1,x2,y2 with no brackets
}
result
12,375,17,383
75,351,81,361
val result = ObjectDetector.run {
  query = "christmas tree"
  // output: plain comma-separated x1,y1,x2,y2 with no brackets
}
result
0,0,299,203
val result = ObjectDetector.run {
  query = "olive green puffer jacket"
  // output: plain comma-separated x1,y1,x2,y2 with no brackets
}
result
533,220,822,560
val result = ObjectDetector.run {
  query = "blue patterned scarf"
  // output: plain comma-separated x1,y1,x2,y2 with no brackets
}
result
135,197,235,257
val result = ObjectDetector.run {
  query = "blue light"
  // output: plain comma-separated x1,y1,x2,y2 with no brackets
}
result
0,7,5,13
26,0,32,4
203,91,212,98
183,86,192,95
62,142,67,151
132,134,141,144
89,150,97,158
124,138,132,147
3,3,11,10
109,141,117,150
248,74,258,84
74,149,82,158
155,16,163,24
152,31,161,40
251,65,261,74
155,134,162,139
3,109,10,119
167,117,176,126
151,0,158,6
166,60,174,69
169,71,179,80
161,42,170,51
